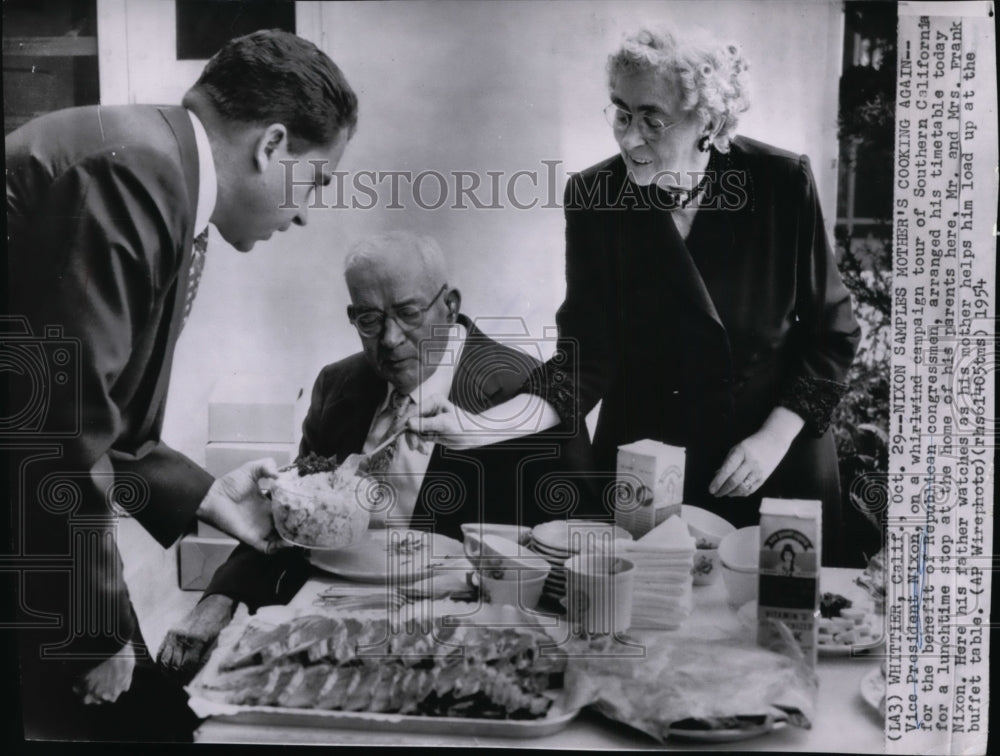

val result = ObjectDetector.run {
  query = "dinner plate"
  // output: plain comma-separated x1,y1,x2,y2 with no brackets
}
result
736,600,885,655
531,521,632,553
667,717,786,742
528,542,573,559
308,530,465,583
460,522,532,546
860,667,886,717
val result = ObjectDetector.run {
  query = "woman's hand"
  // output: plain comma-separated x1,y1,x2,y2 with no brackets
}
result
409,394,560,449
196,458,292,554
709,407,805,498
73,641,135,705
407,394,493,449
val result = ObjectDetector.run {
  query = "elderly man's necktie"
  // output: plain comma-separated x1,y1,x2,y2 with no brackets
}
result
366,389,417,473
181,228,209,330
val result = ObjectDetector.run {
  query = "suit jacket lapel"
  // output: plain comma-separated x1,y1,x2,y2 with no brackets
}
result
331,361,388,456
137,106,200,442
651,205,726,333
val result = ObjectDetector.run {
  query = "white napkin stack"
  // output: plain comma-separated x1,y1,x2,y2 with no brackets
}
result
619,515,695,629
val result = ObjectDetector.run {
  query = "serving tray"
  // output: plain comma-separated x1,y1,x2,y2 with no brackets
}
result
187,693,580,738
186,601,580,738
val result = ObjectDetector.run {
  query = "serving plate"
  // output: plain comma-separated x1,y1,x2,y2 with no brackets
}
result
187,600,581,738
531,521,631,553
736,600,885,655
308,530,465,583
188,694,581,738
667,716,786,742
859,667,885,717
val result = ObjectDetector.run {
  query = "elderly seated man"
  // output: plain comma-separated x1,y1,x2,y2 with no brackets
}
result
159,230,596,677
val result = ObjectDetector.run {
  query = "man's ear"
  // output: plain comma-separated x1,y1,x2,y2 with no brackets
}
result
253,124,288,172
444,288,461,321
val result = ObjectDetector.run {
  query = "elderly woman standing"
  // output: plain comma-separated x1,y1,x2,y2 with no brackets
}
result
419,26,860,562
548,26,861,561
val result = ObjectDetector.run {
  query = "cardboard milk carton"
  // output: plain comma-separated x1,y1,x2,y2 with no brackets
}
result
757,498,822,667
615,440,685,538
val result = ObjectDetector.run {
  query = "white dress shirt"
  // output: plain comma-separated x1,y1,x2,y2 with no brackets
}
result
187,109,217,237
362,322,468,527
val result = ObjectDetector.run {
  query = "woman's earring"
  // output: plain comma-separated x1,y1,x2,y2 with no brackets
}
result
697,135,711,153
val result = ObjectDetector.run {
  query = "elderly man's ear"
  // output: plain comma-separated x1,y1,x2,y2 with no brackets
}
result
445,288,461,321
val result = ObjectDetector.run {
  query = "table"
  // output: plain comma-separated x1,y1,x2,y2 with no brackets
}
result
195,568,885,751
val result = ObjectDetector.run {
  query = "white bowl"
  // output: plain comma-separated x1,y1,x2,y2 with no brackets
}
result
721,562,759,607
680,505,737,548
718,525,759,572
271,471,371,550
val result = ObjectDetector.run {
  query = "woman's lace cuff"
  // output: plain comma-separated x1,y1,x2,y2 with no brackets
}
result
778,375,849,436
522,361,578,428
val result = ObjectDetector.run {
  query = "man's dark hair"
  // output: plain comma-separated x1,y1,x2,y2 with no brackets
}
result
191,29,358,153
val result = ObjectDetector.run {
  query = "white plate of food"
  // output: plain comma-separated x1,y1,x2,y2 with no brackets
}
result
308,529,465,583
860,664,886,717
817,592,885,655
736,596,885,655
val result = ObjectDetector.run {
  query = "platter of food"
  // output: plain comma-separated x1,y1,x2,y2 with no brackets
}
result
859,663,886,717
186,603,580,737
308,530,466,583
817,592,884,655
736,591,884,655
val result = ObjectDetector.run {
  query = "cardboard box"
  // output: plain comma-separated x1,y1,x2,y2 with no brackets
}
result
205,441,297,478
178,535,238,591
208,373,307,443
196,521,232,538
757,498,822,667
615,440,685,538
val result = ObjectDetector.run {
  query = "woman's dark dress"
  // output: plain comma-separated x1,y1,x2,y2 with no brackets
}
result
533,136,861,563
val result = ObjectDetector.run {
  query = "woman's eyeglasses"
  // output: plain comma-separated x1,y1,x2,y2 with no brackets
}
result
348,284,448,337
604,104,679,141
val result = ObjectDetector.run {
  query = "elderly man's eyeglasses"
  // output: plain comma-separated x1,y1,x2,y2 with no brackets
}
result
348,284,449,337
604,104,678,141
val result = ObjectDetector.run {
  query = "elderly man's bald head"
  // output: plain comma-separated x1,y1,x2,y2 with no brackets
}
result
343,231,461,394
344,231,449,289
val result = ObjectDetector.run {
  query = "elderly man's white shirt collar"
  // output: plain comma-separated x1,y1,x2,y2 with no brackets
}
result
186,109,217,237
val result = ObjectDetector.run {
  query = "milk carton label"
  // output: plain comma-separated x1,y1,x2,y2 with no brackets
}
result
757,498,821,668
615,440,685,538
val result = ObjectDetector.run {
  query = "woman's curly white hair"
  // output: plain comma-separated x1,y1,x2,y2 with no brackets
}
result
608,26,750,153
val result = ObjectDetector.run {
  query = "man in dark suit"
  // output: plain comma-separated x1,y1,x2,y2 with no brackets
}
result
158,231,596,678
4,30,357,740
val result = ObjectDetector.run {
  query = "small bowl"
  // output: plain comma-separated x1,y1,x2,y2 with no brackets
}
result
721,562,759,607
680,505,736,547
468,569,550,609
690,547,720,586
718,525,759,572
681,506,735,586
718,526,760,606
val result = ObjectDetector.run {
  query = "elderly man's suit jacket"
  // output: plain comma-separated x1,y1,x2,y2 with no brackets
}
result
206,315,597,610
